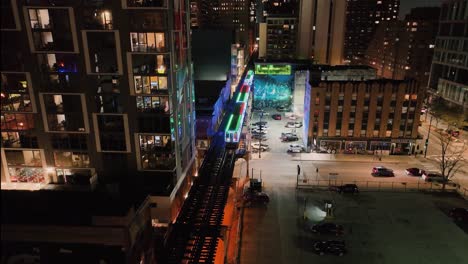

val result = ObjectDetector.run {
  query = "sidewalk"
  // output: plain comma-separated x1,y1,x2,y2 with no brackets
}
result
293,153,419,163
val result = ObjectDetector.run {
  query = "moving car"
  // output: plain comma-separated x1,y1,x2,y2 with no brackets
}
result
252,128,268,133
287,144,305,153
446,129,460,137
272,114,282,120
313,240,347,256
310,223,344,236
288,114,298,120
371,166,394,177
405,168,424,176
243,191,269,206
285,121,303,128
251,134,268,140
449,208,468,222
330,184,359,194
422,171,445,182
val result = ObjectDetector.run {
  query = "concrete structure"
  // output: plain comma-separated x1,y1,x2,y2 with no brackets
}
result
428,0,468,111
307,79,424,155
363,7,440,87
1,0,195,237
297,0,346,65
344,0,400,64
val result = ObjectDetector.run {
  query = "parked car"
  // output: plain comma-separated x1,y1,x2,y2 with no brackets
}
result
287,144,305,153
253,121,268,126
252,130,267,135
310,223,344,236
258,110,269,116
281,134,299,142
251,134,268,140
330,184,359,194
252,128,268,133
449,208,468,222
421,107,428,114
372,167,394,177
288,114,298,120
313,240,347,256
462,125,468,132
285,121,303,128
272,114,282,120
405,168,424,176
276,105,291,112
446,129,460,137
243,191,270,206
422,171,445,182
251,142,269,151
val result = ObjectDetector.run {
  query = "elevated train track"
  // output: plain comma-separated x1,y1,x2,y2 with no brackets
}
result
164,69,254,264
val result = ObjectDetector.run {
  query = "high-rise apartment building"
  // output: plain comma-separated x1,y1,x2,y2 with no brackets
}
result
189,0,252,58
259,16,297,59
428,0,468,110
344,0,400,64
363,7,439,86
1,0,195,225
297,0,346,65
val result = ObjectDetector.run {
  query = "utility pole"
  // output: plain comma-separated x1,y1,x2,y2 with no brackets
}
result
424,113,434,158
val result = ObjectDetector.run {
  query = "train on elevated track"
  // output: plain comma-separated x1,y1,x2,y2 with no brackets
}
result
225,70,254,148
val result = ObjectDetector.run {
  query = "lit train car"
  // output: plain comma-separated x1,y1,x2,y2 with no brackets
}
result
225,70,254,148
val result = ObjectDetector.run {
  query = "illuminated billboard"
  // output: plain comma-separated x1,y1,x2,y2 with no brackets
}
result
255,64,291,75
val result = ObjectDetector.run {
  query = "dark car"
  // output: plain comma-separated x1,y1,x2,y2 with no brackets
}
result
253,121,268,126
313,240,347,256
405,168,424,176
310,223,344,236
449,208,468,222
462,125,468,132
446,129,460,137
331,184,359,194
276,105,291,112
243,191,270,206
372,166,394,177
282,135,299,142
272,114,282,120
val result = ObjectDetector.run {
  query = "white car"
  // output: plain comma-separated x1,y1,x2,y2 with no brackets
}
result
288,115,298,120
285,121,302,128
251,142,269,151
252,124,269,130
287,144,305,153
252,128,268,133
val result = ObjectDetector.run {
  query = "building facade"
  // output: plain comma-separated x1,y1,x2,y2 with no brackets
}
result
308,79,424,155
428,0,468,110
297,0,346,65
344,0,400,64
363,7,440,86
259,16,298,60
1,0,196,223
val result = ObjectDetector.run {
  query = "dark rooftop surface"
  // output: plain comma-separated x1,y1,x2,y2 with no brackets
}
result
1,186,142,226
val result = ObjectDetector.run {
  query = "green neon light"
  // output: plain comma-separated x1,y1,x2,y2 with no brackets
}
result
236,92,241,102
234,115,243,131
255,64,291,75
226,114,234,131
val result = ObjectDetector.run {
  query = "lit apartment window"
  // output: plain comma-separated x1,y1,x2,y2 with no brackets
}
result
1,73,34,112
4,149,45,183
136,95,170,113
42,94,86,132
26,8,76,52
83,9,113,30
1,113,35,130
125,0,167,8
54,151,90,168
1,131,38,148
138,134,175,170
130,32,165,52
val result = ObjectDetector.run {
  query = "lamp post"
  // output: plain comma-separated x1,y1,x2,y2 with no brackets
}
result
258,112,263,158
424,111,435,158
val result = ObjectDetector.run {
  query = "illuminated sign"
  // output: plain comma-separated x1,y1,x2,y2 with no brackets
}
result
255,64,291,75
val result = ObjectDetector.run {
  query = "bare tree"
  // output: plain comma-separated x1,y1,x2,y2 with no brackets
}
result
434,130,467,190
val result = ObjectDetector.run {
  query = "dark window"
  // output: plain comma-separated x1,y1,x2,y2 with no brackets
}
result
97,115,127,151
51,133,87,150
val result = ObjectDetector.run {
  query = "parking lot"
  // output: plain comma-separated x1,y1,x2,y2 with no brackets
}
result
240,188,468,264
249,107,305,154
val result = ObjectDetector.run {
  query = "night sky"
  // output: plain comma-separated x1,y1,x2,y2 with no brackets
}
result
400,0,443,18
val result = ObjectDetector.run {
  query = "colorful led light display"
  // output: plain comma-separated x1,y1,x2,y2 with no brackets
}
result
255,64,291,75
